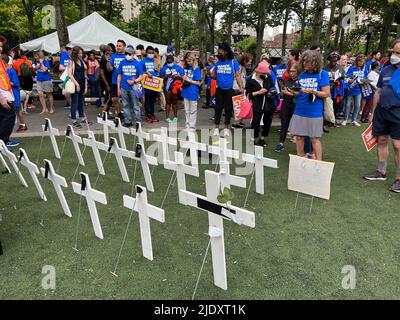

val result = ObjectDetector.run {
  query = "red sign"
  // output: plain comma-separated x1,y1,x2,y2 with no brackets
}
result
232,94,245,120
142,75,163,92
362,123,377,152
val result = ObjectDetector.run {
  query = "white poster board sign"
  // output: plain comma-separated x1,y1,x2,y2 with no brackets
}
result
288,154,335,200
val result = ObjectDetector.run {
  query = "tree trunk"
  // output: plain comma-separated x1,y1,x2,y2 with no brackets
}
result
226,0,235,45
378,7,395,53
311,0,326,47
81,0,88,18
21,0,36,40
333,0,344,49
281,6,290,56
206,0,216,52
174,0,180,54
53,0,69,47
197,0,207,65
106,0,113,21
299,0,307,49
159,0,163,44
168,0,173,43
339,25,345,53
255,0,266,62
323,0,337,55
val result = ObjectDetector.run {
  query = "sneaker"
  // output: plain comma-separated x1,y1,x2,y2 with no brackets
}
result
232,123,244,129
363,170,387,181
63,104,71,109
16,124,28,132
123,122,133,128
389,179,400,193
6,140,20,147
223,128,230,137
27,104,36,109
72,122,82,129
213,128,219,137
209,117,215,122
341,120,347,126
151,117,160,123
166,118,172,123
274,143,284,152
256,139,267,147
352,121,361,127
144,117,153,123
360,119,369,123
173,117,178,122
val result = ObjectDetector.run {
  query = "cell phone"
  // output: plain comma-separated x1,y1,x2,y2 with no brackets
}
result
288,87,301,91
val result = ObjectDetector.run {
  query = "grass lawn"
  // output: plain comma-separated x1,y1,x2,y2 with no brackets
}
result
1,125,400,300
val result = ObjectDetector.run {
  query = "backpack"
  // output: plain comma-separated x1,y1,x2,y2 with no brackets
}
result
20,61,33,77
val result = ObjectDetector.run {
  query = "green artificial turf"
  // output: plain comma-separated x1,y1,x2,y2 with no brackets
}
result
1,126,400,300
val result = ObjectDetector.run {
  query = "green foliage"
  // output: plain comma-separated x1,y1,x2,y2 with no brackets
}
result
234,37,257,57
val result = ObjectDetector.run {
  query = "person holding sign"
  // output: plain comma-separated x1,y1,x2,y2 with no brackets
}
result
160,55,184,123
360,61,381,123
364,39,400,193
287,50,330,160
211,43,244,137
141,46,160,123
181,54,202,132
117,47,144,128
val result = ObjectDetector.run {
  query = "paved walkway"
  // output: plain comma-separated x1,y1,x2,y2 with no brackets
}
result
12,97,280,137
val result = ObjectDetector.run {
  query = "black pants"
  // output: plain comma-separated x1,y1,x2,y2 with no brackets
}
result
206,88,211,107
0,102,16,144
144,89,157,117
214,88,233,126
251,104,274,139
279,100,295,143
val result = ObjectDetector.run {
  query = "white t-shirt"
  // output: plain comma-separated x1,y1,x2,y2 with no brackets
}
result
367,70,379,89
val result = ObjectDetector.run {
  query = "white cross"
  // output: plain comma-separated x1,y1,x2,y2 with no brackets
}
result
65,125,85,166
0,139,27,187
179,131,207,167
0,152,11,174
42,118,61,159
111,117,129,149
97,111,113,146
179,170,255,290
208,138,240,163
82,131,107,176
242,146,278,194
107,137,130,182
126,143,158,192
123,185,165,261
130,122,150,147
18,148,47,201
219,160,246,190
152,127,177,166
40,159,72,218
72,172,107,239
164,151,199,202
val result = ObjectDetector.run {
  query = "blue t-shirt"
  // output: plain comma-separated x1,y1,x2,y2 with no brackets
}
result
346,66,367,96
161,64,184,90
214,59,240,90
294,70,330,118
35,60,51,81
365,59,382,73
273,64,288,81
110,53,126,85
141,58,158,77
181,66,202,101
377,64,400,109
269,69,277,85
60,51,70,68
6,68,20,107
117,59,143,90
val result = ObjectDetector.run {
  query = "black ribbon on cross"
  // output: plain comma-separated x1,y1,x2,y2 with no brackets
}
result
18,150,24,162
135,143,142,158
66,125,71,137
136,186,143,194
44,160,50,179
114,118,119,128
44,119,49,132
102,111,106,121
197,198,236,221
80,173,87,191
107,138,115,153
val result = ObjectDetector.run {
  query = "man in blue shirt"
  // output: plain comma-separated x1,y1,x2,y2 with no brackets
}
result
107,39,126,119
365,50,382,73
273,56,288,85
117,47,144,127
59,46,72,109
364,39,400,193
141,45,160,122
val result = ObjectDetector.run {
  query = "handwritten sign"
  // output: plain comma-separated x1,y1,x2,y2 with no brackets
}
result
142,75,164,92
362,123,377,152
232,94,245,120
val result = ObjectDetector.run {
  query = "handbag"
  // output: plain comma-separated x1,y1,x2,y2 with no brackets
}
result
237,95,253,120
62,60,75,95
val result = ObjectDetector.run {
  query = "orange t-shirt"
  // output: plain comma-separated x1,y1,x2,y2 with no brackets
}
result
0,59,12,92
13,57,32,76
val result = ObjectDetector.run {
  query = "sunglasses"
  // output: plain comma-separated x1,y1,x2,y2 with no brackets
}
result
392,50,400,55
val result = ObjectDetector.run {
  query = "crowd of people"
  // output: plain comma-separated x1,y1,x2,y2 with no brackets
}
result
0,37,400,192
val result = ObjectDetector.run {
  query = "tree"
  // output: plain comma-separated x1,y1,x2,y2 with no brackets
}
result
311,0,326,47
168,0,173,43
174,0,180,54
197,0,207,64
53,0,69,47
81,0,88,18
21,0,35,40
323,0,337,56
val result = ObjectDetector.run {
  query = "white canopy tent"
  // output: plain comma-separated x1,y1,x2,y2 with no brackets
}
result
20,12,168,55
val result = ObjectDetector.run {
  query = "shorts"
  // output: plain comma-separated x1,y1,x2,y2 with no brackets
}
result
165,90,179,105
372,105,400,140
110,84,118,98
36,80,53,93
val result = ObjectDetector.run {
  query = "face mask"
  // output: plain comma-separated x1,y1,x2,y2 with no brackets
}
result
147,54,154,59
126,55,134,61
260,75,266,80
167,63,174,68
390,54,400,65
